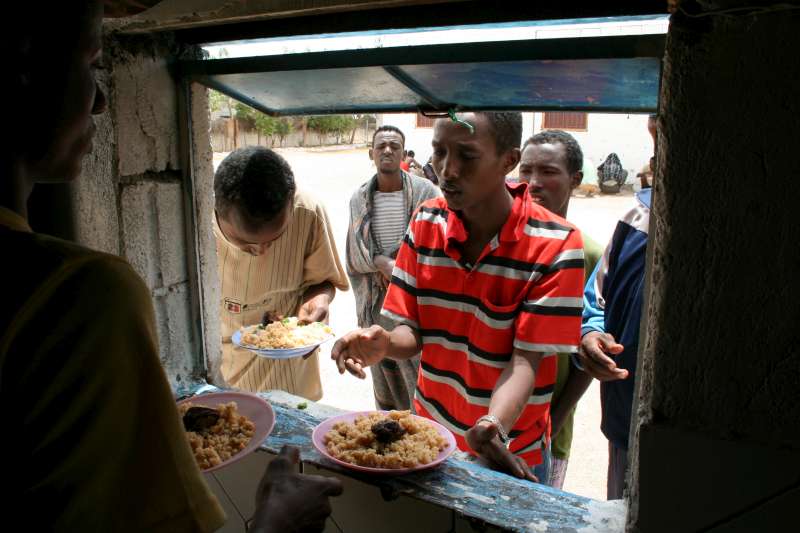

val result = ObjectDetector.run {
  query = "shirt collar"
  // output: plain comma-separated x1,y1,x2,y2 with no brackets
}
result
443,181,531,248
0,206,32,233
500,181,531,243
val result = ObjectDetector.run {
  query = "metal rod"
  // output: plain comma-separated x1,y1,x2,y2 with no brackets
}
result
381,65,449,110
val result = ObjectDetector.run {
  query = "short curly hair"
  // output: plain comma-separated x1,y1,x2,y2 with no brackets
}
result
372,125,405,147
523,130,584,175
473,112,523,155
214,146,296,229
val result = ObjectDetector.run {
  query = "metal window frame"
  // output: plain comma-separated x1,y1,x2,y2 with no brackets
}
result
179,33,665,116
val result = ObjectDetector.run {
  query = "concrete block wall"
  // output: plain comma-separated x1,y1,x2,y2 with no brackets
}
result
72,58,120,256
70,26,212,386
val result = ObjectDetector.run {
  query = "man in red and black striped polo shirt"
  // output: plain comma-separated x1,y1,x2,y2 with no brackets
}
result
332,112,584,481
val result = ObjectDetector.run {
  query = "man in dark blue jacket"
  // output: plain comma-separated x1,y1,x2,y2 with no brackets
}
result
575,187,650,499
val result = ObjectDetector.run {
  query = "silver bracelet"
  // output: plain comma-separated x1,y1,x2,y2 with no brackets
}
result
476,414,510,447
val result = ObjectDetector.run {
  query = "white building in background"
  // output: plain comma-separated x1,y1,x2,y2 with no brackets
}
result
381,112,654,185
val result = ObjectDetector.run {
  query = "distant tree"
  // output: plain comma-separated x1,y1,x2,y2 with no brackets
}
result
208,89,240,149
299,117,309,147
233,102,256,127
339,115,358,144
208,89,230,114
307,116,336,145
275,118,293,147
255,114,279,146
233,102,280,146
307,115,359,145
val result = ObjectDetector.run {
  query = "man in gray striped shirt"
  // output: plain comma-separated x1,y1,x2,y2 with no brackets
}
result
346,126,440,410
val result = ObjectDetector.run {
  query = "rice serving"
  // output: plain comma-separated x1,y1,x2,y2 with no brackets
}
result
240,317,332,349
324,411,448,469
179,401,255,469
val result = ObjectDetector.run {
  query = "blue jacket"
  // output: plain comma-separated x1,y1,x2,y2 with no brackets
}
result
581,189,650,450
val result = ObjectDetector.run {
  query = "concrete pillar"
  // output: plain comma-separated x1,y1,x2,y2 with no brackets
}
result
629,6,800,532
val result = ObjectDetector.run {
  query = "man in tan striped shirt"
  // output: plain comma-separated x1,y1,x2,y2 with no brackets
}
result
214,147,349,399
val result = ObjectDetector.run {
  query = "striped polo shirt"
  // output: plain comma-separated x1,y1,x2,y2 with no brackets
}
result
381,183,585,466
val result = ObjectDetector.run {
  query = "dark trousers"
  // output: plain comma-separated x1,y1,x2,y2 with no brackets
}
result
607,441,628,500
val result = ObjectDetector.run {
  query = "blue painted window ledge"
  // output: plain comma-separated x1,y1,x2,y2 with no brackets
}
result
177,384,626,532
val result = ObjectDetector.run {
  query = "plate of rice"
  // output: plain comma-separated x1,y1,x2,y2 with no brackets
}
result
312,410,456,475
177,391,275,473
232,317,335,359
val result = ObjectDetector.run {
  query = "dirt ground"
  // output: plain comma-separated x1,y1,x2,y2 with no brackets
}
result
213,147,638,501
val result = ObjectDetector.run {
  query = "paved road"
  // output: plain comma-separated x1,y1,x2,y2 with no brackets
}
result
214,147,637,500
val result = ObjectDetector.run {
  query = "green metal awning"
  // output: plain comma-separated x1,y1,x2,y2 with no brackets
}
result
179,31,664,115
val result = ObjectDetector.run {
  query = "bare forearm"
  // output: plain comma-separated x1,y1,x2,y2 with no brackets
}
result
551,366,592,436
303,281,335,304
385,324,422,360
488,350,542,432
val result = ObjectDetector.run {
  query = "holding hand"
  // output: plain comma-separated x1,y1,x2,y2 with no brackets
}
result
331,325,390,378
249,446,343,533
297,295,330,325
373,254,395,281
577,331,628,381
465,421,538,483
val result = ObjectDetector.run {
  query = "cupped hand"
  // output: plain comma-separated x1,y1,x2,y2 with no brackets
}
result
330,325,390,378
577,331,628,381
297,298,329,325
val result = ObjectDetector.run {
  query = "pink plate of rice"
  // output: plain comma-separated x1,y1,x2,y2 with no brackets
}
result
177,392,275,473
312,410,456,475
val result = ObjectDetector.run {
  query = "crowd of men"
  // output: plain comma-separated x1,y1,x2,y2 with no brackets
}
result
216,114,654,494
3,1,654,528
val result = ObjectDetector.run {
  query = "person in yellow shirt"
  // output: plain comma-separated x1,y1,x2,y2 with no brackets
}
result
214,147,349,399
2,2,341,530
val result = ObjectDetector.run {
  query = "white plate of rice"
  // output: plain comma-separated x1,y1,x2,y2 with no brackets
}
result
232,317,335,359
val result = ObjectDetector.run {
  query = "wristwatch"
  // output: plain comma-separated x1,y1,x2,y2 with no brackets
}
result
476,414,510,448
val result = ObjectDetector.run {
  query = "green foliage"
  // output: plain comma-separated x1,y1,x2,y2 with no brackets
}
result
209,93,359,147
227,101,295,145
208,90,227,113
253,113,278,137
307,115,359,143
233,102,258,128
274,118,293,146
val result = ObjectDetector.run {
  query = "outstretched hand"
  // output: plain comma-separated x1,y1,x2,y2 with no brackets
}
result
577,331,628,381
330,325,390,378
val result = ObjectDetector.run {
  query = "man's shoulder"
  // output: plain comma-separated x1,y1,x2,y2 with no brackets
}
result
408,174,438,192
410,197,448,222
1,232,149,335
523,203,582,249
418,196,447,210
348,179,372,205
576,229,605,272
3,231,137,286
527,202,580,233
502,203,582,267
293,188,329,219
617,193,651,237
